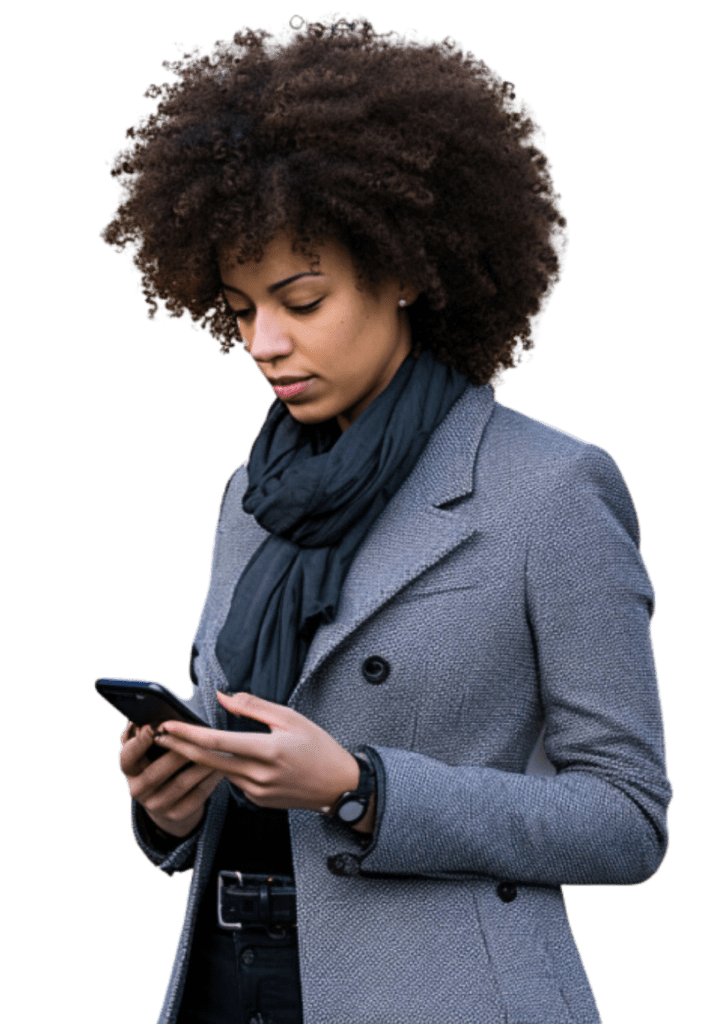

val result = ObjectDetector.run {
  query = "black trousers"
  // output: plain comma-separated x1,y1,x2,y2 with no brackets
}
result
177,925,304,1024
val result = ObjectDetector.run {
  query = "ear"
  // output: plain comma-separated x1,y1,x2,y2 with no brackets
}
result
398,283,421,307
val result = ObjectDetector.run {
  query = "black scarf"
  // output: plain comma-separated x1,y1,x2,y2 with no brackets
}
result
215,349,468,720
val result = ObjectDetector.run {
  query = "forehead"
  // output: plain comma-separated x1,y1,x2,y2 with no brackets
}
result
219,231,350,288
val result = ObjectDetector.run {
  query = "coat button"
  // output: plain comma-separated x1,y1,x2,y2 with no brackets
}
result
497,881,517,903
327,853,361,877
241,948,255,966
362,656,390,684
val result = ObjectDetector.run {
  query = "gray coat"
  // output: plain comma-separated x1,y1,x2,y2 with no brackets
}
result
134,384,671,1024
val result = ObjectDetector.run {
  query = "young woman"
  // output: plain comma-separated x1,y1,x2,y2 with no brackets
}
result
105,18,671,1024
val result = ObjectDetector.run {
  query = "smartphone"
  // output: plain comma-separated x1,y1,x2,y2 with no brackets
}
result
96,678,209,760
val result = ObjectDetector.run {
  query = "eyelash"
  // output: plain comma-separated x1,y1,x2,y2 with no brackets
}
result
231,299,322,319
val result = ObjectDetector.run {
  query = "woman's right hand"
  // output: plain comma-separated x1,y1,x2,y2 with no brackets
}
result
120,722,224,838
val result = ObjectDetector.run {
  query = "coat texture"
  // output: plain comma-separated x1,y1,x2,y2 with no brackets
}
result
133,384,671,1024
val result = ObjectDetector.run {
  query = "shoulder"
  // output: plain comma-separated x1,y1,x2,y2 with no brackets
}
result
214,463,257,545
477,401,641,548
218,462,249,517
481,401,624,487
484,401,600,466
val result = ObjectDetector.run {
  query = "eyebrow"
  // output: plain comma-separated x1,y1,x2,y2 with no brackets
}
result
220,271,322,296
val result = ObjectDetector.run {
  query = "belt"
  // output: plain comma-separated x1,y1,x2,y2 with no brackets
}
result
217,871,297,938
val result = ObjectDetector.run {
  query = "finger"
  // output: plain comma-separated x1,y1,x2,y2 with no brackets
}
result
155,721,225,748
216,690,298,731
155,723,273,764
143,764,223,814
120,725,157,774
130,750,202,802
153,731,255,776
121,721,137,745
132,748,191,790
147,771,224,827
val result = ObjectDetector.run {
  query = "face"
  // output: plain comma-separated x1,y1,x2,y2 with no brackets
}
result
219,231,416,431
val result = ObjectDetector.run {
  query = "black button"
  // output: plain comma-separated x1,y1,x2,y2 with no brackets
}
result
241,948,255,966
362,656,390,684
497,881,517,903
327,853,361,877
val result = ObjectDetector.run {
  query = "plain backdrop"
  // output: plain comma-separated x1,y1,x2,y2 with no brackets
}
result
3,1,700,1021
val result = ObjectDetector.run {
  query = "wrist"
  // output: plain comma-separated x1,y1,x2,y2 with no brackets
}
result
143,804,205,842
326,752,376,828
350,791,376,834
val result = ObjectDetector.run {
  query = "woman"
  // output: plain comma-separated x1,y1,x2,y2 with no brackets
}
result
105,18,671,1024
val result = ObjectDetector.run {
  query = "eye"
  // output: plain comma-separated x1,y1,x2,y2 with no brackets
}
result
229,298,322,319
288,299,323,313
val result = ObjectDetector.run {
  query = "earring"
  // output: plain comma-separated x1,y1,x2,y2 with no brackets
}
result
398,299,408,307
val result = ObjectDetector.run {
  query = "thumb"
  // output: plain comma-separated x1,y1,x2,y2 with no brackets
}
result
216,689,290,729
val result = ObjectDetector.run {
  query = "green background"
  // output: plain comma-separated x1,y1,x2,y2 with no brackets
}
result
4,0,699,1019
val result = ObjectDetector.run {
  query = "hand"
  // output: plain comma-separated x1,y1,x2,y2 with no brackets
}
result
120,721,224,838
152,691,368,826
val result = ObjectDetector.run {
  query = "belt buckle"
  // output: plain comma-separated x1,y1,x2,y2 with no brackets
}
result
217,871,295,939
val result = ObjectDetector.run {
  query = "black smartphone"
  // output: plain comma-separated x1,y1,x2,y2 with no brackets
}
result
96,678,209,760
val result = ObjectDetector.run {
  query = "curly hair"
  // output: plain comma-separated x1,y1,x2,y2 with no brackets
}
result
101,16,566,385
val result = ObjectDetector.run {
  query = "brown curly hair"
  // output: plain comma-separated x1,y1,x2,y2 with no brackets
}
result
101,16,566,385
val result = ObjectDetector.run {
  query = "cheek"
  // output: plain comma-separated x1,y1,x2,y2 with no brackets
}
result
311,313,359,370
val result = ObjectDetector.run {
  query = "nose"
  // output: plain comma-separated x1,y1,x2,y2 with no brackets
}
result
245,309,294,363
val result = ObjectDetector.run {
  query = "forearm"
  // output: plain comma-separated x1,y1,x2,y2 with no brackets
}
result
358,746,669,886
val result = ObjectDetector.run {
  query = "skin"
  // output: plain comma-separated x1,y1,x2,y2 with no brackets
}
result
120,229,419,838
219,229,417,431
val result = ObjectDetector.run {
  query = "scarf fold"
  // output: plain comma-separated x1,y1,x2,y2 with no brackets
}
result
215,349,468,717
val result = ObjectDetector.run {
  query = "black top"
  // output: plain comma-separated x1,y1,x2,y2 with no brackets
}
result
206,798,293,881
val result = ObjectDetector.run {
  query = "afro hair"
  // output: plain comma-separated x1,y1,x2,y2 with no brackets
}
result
102,16,566,384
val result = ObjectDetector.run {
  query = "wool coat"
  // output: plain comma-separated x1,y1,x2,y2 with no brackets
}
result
133,383,671,1024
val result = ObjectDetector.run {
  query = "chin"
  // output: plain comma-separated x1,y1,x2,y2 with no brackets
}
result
284,402,335,425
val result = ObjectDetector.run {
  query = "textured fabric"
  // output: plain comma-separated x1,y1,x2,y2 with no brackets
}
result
215,349,468,706
132,384,671,1024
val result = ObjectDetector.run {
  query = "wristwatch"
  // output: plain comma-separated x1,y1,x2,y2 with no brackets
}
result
329,753,376,825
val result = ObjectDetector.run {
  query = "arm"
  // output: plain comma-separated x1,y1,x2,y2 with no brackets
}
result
125,466,254,872
357,446,671,886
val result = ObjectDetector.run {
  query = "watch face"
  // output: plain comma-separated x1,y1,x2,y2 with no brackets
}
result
337,797,366,823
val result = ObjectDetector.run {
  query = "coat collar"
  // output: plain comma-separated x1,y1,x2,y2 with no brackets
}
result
288,383,495,705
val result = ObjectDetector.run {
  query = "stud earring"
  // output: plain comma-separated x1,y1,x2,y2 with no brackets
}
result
398,299,408,307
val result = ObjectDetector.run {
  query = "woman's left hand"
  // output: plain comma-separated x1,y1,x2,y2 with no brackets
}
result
153,690,363,820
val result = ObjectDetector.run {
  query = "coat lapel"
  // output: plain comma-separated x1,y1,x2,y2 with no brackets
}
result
288,383,495,705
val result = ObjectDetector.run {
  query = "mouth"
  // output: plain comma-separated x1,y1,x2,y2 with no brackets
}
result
269,377,314,399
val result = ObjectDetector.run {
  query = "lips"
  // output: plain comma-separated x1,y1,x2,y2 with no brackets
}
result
271,377,314,398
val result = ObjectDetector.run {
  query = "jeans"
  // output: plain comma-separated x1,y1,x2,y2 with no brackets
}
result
177,925,304,1024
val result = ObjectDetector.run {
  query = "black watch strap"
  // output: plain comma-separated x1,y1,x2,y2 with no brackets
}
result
331,753,376,825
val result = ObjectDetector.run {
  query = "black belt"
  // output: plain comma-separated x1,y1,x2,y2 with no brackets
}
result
217,872,297,938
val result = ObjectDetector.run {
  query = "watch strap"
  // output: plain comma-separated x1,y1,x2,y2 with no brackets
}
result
330,753,376,824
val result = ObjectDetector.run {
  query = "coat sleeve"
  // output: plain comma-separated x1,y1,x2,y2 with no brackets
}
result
130,684,210,875
357,446,672,886
131,799,202,874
